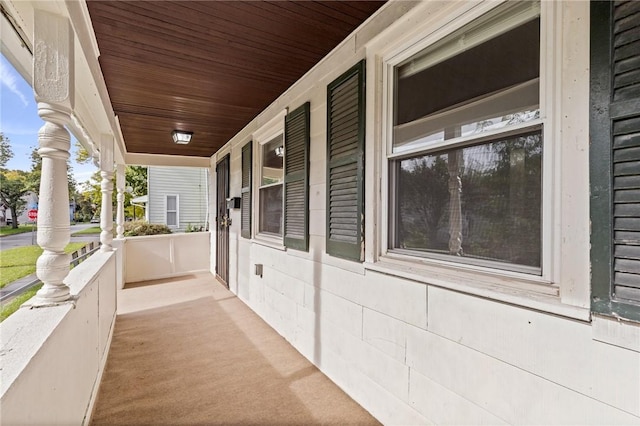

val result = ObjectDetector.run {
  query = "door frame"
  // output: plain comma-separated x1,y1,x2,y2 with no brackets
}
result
215,154,230,286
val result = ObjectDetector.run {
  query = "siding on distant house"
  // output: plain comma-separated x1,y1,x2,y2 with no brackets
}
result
147,166,208,232
2,192,39,225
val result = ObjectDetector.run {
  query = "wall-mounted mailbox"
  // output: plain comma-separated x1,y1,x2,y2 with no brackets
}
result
226,197,241,209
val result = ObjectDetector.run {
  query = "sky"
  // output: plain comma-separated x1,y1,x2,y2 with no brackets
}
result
0,53,96,187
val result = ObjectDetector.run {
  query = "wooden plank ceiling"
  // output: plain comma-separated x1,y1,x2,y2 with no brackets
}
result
86,0,385,158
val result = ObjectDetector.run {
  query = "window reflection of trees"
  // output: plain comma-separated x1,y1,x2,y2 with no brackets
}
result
396,130,542,269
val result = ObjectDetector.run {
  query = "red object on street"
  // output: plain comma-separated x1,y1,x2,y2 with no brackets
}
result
27,209,38,221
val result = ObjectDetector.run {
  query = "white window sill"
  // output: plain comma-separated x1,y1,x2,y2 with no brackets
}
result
592,315,640,353
365,255,591,322
251,235,286,251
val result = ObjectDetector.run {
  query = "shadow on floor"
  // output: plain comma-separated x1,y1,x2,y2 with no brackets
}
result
91,273,379,425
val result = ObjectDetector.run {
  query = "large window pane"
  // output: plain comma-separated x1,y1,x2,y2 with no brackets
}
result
167,212,177,227
262,135,284,185
393,130,542,271
258,134,284,237
394,16,540,153
259,185,282,235
167,195,177,211
166,195,177,226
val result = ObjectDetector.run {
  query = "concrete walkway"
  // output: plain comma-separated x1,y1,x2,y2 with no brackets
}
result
91,273,379,425
0,273,39,303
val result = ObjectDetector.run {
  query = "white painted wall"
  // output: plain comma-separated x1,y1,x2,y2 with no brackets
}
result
124,232,211,283
148,166,208,232
0,251,117,425
211,1,640,424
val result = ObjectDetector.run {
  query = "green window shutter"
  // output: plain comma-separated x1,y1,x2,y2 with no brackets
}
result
326,60,365,262
591,1,640,322
241,141,252,239
284,102,310,251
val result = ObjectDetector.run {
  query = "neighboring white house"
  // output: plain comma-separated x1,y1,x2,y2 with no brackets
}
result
147,166,209,232
1,192,38,226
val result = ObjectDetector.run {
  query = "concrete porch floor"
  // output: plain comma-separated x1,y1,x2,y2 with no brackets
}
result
90,272,379,425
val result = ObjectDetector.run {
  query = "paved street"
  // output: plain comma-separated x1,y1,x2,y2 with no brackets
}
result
0,223,99,250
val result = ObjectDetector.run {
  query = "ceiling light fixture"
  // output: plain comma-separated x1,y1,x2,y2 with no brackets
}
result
172,130,193,144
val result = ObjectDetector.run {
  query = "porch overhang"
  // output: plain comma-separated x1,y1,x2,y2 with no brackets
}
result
85,0,386,161
2,0,385,168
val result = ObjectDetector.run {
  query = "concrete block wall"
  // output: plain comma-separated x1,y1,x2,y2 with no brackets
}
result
213,1,640,423
233,251,640,424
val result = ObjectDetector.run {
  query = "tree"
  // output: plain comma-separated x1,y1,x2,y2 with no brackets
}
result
0,170,30,228
396,155,449,249
78,160,148,222
74,140,93,164
82,170,104,210
74,191,96,222
27,147,78,198
0,134,25,228
124,166,147,220
125,166,147,196
0,133,13,170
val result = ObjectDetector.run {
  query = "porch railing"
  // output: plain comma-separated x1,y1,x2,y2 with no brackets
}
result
1,231,212,425
124,232,211,284
0,249,118,425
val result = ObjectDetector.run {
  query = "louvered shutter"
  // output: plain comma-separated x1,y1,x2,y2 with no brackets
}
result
326,60,365,261
241,141,252,239
591,1,640,320
284,102,310,251
612,1,640,303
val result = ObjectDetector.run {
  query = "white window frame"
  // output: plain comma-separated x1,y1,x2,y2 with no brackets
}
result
165,194,179,228
364,1,591,319
252,109,287,247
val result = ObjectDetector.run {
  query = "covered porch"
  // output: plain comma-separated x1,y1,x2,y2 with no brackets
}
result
92,272,377,425
3,0,640,424
1,231,378,424
0,0,387,423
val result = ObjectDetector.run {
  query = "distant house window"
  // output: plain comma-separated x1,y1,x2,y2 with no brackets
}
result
388,1,542,274
166,195,179,227
259,134,284,236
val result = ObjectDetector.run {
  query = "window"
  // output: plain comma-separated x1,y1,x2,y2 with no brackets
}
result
166,195,178,227
259,134,284,236
388,1,542,274
252,106,310,247
591,1,640,322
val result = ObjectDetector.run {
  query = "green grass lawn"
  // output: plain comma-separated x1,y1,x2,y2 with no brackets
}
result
0,224,36,237
0,242,86,289
0,284,42,322
71,226,102,235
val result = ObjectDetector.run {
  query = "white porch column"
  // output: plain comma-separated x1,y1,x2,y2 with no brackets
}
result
116,164,125,239
100,135,114,252
32,10,74,304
